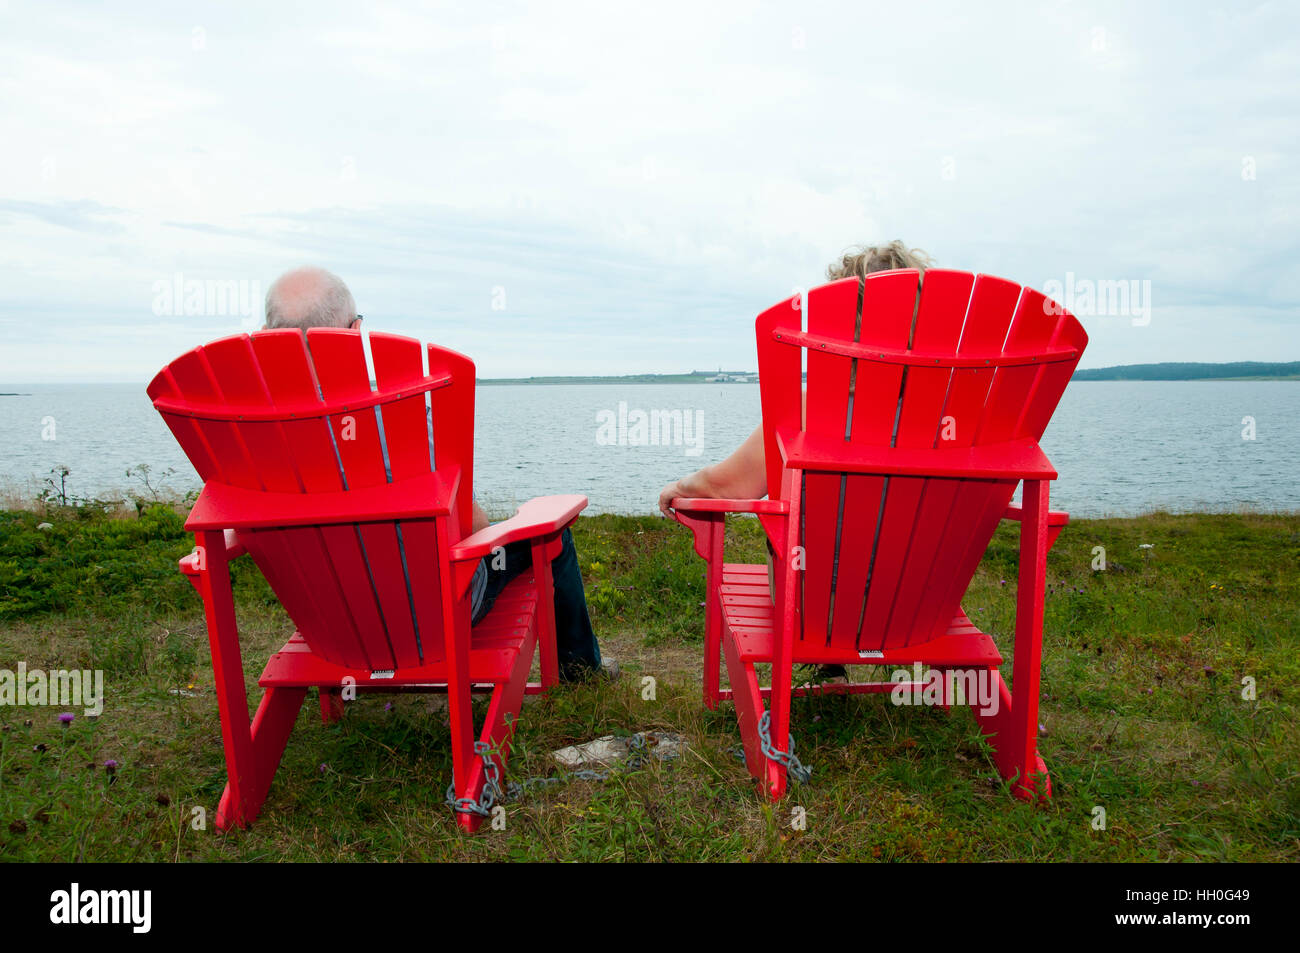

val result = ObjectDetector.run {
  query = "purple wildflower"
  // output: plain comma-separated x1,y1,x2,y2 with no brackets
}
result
58,712,74,725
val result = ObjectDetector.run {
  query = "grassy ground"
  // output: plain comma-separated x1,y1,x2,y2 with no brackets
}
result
0,503,1296,861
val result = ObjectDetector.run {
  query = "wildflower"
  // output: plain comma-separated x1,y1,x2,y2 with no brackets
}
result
58,712,74,725
319,763,328,774
384,702,393,712
104,759,118,773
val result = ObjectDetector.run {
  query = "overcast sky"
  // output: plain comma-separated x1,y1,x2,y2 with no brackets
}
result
1,0,1295,381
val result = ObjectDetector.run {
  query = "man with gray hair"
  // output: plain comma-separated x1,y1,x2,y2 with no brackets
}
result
264,266,361,331
261,266,609,682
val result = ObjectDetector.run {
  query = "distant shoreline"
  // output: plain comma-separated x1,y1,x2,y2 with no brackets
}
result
1072,361,1300,382
5,360,1300,389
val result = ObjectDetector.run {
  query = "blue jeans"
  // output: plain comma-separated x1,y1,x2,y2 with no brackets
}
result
469,528,601,681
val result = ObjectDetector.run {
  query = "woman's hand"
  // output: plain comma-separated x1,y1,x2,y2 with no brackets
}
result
658,479,684,518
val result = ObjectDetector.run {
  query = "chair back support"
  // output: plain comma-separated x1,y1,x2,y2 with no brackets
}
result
148,329,476,671
756,270,1087,652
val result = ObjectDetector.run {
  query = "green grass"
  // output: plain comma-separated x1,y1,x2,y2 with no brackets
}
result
0,504,1296,861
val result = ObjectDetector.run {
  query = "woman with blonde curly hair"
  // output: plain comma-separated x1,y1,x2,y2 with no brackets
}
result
657,241,932,515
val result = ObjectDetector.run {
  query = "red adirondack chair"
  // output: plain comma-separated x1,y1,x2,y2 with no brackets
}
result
148,328,586,832
673,269,1086,802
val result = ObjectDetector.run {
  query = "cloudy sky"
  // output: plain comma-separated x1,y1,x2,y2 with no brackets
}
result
0,0,1295,381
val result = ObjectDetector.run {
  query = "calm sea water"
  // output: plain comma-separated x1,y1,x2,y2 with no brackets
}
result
1,381,1296,518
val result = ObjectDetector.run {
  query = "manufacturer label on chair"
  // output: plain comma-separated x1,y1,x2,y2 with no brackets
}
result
857,650,883,659
370,670,395,679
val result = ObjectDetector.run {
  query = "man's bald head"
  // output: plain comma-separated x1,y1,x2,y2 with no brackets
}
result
264,266,358,330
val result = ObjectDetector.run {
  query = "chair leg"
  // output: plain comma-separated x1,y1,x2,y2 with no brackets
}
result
454,626,537,832
972,479,1052,801
721,625,760,773
720,625,790,800
196,530,258,831
438,533,483,832
216,686,307,830
319,687,345,724
702,516,725,710
765,660,792,803
530,536,559,689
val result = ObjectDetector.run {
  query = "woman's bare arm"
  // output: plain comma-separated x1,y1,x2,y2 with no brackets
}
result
658,424,768,517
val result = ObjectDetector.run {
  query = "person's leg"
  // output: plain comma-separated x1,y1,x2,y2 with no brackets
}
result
470,528,601,682
549,528,601,681
471,541,532,626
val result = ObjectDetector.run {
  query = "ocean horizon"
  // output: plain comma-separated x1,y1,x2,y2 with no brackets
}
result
2,379,1296,519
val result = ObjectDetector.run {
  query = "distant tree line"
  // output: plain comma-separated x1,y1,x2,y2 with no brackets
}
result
1073,362,1300,381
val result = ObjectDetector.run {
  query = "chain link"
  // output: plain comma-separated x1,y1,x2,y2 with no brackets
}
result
757,711,813,784
445,741,508,817
445,734,653,816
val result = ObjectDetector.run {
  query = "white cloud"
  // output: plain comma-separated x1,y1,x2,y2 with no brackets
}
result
0,0,1296,382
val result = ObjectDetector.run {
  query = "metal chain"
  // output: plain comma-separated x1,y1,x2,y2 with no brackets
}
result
445,734,652,816
445,741,507,817
757,711,813,784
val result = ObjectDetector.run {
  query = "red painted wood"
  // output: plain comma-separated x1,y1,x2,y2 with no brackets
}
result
319,688,345,724
906,275,1022,647
216,686,308,830
669,497,788,515
676,270,1085,803
755,294,805,500
927,288,1080,639
802,278,862,645
880,270,973,648
779,433,1056,480
151,329,583,831
304,331,400,670
530,541,559,688
448,495,588,560
247,331,373,669
457,618,539,832
152,373,450,421
1010,478,1051,799
770,328,1079,367
196,530,257,830
426,343,477,540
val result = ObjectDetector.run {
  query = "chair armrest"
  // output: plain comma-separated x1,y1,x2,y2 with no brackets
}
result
449,494,588,563
671,498,789,561
670,498,788,517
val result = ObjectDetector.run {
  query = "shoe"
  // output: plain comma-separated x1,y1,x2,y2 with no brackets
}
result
815,664,848,684
560,657,621,684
